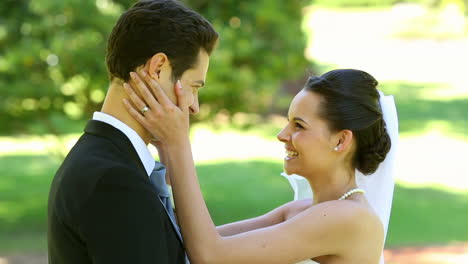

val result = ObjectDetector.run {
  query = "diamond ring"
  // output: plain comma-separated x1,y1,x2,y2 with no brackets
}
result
141,106,149,115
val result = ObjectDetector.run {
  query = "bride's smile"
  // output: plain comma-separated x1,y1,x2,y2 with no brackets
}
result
285,148,299,160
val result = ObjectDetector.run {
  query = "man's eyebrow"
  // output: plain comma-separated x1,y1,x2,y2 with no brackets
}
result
293,117,308,124
194,80,205,87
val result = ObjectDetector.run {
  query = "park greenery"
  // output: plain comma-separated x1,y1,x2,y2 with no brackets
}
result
2,0,465,134
315,0,465,8
0,0,308,135
1,0,468,257
2,134,468,253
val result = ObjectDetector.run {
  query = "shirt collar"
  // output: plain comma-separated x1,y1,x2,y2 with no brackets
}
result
93,112,154,176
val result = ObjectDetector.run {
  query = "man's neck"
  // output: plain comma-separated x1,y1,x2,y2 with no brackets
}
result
100,82,151,145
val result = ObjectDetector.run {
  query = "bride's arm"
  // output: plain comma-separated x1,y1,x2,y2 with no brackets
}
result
150,110,288,234
123,72,378,264
149,85,291,236
216,205,286,236
216,199,311,236
156,139,290,236
164,140,370,264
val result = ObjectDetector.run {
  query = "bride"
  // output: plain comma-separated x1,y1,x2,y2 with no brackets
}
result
123,69,396,264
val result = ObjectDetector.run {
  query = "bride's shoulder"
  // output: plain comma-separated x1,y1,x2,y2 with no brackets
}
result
280,200,384,259
283,198,313,220
303,200,384,240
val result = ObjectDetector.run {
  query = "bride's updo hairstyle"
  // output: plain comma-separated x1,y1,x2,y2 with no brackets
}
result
305,69,391,175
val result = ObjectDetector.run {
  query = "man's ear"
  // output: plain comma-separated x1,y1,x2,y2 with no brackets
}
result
334,129,353,152
145,53,169,80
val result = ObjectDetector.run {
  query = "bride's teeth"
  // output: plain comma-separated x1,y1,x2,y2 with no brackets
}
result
286,150,298,157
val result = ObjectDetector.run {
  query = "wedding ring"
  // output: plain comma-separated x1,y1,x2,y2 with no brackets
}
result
141,106,149,115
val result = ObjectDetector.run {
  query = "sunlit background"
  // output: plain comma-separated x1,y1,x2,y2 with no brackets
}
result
1,0,468,263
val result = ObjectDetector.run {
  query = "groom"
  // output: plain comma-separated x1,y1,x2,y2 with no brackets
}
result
47,0,218,263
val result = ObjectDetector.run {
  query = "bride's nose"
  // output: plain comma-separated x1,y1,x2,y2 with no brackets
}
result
277,126,290,142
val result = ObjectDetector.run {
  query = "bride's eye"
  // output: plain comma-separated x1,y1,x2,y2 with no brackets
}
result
295,123,304,129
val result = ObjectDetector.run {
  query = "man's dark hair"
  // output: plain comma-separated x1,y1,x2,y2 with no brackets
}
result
106,0,218,82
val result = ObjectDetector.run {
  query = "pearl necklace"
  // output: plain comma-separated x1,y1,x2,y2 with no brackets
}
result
338,188,366,200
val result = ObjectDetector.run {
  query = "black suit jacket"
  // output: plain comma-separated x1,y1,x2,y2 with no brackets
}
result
48,120,185,264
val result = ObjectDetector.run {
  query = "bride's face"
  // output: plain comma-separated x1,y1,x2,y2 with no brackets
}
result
277,90,337,176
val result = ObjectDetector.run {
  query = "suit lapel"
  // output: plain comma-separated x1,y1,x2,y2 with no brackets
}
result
84,120,185,245
157,195,184,243
84,120,146,174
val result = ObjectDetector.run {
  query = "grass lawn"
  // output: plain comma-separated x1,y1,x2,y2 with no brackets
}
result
2,5,467,259
1,77,467,254
1,152,468,254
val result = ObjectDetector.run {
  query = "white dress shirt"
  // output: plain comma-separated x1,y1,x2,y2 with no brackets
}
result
93,112,154,176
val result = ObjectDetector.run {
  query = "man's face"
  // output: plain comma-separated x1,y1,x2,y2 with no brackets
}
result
158,50,210,115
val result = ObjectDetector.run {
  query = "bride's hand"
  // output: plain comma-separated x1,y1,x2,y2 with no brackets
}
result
122,70,190,146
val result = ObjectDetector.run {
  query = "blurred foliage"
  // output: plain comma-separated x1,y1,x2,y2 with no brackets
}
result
312,0,435,7
0,0,122,134
0,0,309,134
312,0,468,10
392,0,468,39
183,0,309,120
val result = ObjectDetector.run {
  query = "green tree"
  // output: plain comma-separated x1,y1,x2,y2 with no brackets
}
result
0,0,308,134
0,0,124,134
185,0,308,119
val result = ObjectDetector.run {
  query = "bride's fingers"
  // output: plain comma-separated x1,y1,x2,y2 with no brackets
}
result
174,80,187,110
130,71,160,110
122,98,150,129
140,71,174,110
122,82,155,116
139,71,162,102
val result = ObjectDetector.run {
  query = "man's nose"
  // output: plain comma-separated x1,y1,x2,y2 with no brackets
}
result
189,96,199,115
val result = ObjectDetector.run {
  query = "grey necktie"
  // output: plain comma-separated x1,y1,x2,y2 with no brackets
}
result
150,162,190,264
150,162,179,236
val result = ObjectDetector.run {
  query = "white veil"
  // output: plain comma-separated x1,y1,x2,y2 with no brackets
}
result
281,91,398,263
